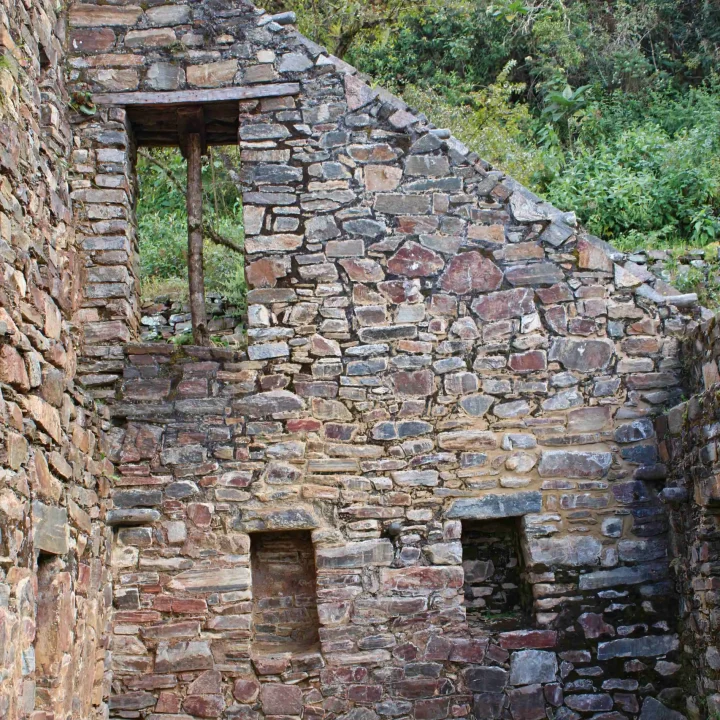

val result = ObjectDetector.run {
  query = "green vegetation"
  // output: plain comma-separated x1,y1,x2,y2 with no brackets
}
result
136,147,245,308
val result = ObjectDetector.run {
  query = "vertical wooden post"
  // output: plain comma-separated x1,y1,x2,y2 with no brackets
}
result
186,132,209,346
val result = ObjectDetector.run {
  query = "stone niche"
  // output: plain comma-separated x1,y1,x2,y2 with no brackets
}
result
250,531,321,652
461,519,530,630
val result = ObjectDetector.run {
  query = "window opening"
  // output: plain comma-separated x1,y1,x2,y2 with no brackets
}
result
461,518,531,632
136,144,245,346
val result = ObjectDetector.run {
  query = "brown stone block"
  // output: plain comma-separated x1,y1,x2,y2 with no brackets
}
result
183,695,225,718
187,60,238,88
261,684,303,715
69,5,143,26
0,344,30,390
497,630,557,650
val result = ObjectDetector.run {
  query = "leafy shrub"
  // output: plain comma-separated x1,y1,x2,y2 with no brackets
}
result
544,88,720,247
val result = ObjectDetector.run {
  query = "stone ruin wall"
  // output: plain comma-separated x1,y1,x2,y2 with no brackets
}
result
0,0,717,718
0,0,112,718
661,315,720,716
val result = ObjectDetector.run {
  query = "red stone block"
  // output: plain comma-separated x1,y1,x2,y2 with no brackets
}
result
246,257,289,288
378,280,422,304
177,378,209,398
416,698,450,720
394,679,453,699
390,370,434,397
577,612,615,639
428,294,457,317
497,630,557,650
287,418,322,432
187,503,212,527
472,288,535,321
449,638,488,663
261,374,290,391
184,694,226,718
261,684,303,715
393,642,420,661
439,251,503,294
70,28,116,52
424,635,452,661
122,378,171,401
114,610,162,624
397,216,439,234
234,678,261,702
0,344,30,390
509,351,547,374
485,644,510,664
156,691,181,713
253,655,291,675
320,667,370,685
508,685,546,720
388,242,444,278
347,685,383,703
152,596,175,612
380,566,463,591
535,283,573,304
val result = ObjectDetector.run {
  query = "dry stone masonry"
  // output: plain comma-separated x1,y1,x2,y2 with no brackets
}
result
1,0,719,718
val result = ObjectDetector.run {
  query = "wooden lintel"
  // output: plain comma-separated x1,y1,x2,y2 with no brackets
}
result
93,83,300,107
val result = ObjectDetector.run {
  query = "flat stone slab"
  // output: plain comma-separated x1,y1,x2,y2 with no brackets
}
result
639,697,686,720
597,635,679,660
169,566,250,593
32,501,69,555
446,492,542,520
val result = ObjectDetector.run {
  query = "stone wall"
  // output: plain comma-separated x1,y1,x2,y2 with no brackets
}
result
0,0,111,717
661,315,720,717
62,0,710,718
0,0,715,717
140,294,245,344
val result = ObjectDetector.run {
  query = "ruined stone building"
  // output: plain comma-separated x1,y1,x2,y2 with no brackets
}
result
3,1,720,719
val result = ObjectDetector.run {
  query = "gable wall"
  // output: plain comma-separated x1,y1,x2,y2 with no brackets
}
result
63,1,706,716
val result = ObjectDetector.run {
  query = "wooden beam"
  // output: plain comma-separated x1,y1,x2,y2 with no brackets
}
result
186,133,209,346
177,106,206,158
93,83,300,106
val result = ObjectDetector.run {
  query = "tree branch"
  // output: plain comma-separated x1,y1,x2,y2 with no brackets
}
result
203,223,244,254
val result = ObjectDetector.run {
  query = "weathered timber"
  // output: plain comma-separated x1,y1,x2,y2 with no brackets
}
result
186,132,209,346
93,83,300,106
